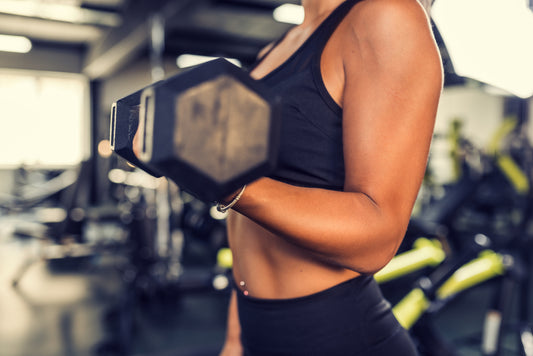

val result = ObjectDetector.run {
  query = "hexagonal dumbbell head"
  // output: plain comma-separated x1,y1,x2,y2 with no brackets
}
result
138,58,280,202
174,74,271,183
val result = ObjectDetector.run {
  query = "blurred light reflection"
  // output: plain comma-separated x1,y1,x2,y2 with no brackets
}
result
432,0,533,98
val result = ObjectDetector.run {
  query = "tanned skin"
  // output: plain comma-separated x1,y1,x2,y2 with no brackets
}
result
219,0,443,354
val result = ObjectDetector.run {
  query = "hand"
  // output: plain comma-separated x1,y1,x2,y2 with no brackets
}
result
132,128,141,158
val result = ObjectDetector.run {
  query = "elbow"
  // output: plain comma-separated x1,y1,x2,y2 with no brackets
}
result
344,226,406,275
352,249,396,275
360,246,398,275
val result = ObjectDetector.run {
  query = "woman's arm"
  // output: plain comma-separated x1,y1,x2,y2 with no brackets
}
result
219,290,243,356
232,0,443,274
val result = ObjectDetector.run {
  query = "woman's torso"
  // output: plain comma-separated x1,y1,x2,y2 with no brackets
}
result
228,0,364,300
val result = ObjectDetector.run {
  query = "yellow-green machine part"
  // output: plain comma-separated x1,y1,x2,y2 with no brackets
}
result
393,288,431,331
217,247,233,269
487,117,529,194
375,238,446,284
393,250,505,330
436,250,505,299
495,155,530,194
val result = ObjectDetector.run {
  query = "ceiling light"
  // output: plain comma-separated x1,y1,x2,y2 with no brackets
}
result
273,4,304,25
0,0,121,27
432,0,533,98
176,54,241,69
0,34,32,53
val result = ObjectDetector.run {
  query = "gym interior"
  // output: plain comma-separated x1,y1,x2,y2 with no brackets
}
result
1,1,533,355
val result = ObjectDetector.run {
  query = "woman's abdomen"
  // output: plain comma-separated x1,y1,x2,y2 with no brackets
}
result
226,211,359,300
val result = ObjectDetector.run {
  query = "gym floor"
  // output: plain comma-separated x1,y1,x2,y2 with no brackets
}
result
0,228,531,356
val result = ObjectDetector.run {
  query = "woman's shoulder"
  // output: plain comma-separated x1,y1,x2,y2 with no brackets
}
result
336,0,442,92
337,0,438,65
349,0,429,18
342,0,432,40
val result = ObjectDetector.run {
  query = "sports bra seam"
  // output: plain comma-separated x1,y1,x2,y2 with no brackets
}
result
311,57,343,119
294,104,340,141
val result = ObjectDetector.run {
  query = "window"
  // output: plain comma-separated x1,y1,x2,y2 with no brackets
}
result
0,70,89,168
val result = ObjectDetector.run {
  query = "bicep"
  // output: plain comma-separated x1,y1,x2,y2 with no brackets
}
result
341,0,443,218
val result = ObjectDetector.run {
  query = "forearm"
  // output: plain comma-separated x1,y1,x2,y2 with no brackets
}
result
232,178,411,273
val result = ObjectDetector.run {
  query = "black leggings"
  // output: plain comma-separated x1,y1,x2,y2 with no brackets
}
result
236,275,418,356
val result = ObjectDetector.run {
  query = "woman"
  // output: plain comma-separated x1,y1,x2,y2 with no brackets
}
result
219,0,442,354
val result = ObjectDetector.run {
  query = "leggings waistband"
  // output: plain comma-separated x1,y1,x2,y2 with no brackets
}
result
234,274,376,307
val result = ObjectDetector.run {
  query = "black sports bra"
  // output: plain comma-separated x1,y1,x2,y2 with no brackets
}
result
250,0,363,191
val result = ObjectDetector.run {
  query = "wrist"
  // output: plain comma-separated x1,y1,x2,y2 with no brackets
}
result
216,185,246,213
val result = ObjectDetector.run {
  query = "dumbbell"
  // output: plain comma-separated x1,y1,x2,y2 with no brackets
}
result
110,58,281,202
109,85,163,178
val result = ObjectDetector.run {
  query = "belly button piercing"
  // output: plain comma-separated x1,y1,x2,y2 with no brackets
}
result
240,281,249,296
